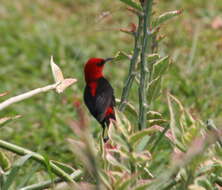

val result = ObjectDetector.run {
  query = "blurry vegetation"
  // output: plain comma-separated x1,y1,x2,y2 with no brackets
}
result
0,0,222,189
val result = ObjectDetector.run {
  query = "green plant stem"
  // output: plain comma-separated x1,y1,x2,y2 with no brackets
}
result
215,176,222,186
161,179,180,190
0,140,76,183
19,170,82,190
149,124,170,154
119,16,143,111
138,0,153,130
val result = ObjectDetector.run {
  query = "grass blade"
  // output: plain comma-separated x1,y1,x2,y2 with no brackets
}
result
2,154,32,190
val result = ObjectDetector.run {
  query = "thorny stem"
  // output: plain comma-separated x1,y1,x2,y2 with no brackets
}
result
119,16,143,111
0,140,77,183
138,0,153,130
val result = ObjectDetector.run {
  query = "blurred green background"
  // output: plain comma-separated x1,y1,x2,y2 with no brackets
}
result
0,0,222,170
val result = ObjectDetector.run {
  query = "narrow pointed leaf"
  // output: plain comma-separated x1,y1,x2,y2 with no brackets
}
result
119,0,142,11
106,154,130,172
152,56,169,79
153,10,182,27
99,171,112,190
50,56,64,83
20,170,82,190
2,154,32,190
116,98,138,116
147,77,161,102
51,160,76,174
0,115,21,128
147,54,160,63
0,152,10,171
167,94,181,146
109,125,130,151
117,175,136,190
114,51,131,62
147,111,162,119
129,128,162,146
147,56,170,102
0,92,9,97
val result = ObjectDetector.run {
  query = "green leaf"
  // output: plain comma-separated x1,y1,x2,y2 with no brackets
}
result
109,125,130,152
152,10,182,27
117,174,137,190
119,0,142,11
114,51,131,62
2,154,32,190
149,124,170,153
17,164,40,189
167,94,179,142
147,56,170,102
19,170,82,190
147,77,161,102
99,171,112,190
0,151,10,171
147,119,168,126
106,154,130,173
129,128,161,147
167,94,188,152
147,53,160,63
152,56,169,79
42,155,54,183
136,136,150,152
108,111,132,148
190,183,209,190
51,160,76,175
116,98,138,116
132,180,150,190
0,115,21,128
147,111,162,119
133,151,151,163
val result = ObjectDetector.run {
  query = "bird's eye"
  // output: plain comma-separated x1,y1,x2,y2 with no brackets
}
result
97,61,104,66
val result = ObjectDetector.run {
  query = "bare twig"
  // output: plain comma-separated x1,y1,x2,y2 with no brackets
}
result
0,83,59,111
0,56,77,111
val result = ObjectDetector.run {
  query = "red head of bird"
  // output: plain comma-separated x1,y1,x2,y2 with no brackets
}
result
84,58,113,83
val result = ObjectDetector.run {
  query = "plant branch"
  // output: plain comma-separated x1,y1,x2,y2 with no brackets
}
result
119,15,143,111
0,140,77,183
138,0,153,130
0,83,59,111
0,56,77,111
20,170,82,190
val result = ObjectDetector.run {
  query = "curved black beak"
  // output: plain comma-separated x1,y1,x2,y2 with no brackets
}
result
104,57,114,63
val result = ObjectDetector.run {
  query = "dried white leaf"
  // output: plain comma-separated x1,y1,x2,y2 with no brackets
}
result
188,184,205,190
211,16,222,29
0,92,9,97
50,56,64,83
0,117,10,125
56,78,77,93
0,115,21,125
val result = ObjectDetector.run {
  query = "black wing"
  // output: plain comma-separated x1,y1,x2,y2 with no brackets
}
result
95,77,115,122
84,85,95,117
84,77,115,123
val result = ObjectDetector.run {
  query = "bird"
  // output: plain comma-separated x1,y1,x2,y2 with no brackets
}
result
83,58,116,142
